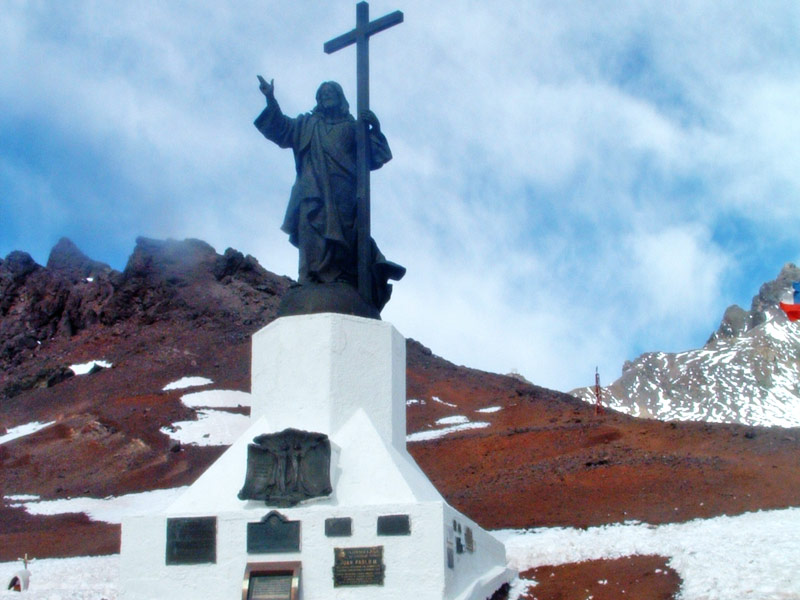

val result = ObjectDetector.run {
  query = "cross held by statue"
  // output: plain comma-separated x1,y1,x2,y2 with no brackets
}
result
324,2,403,302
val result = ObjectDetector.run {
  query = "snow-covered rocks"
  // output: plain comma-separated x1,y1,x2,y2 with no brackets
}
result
573,308,800,427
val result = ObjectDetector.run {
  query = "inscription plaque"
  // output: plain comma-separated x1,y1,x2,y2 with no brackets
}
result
242,563,300,600
248,573,293,600
377,514,410,536
325,517,352,537
465,527,474,552
165,517,216,565
247,511,300,554
333,546,384,587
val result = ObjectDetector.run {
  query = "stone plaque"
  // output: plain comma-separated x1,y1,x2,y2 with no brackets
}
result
325,517,352,537
247,573,293,600
238,429,332,507
332,546,384,587
465,527,474,553
376,514,410,536
247,512,300,554
165,517,216,565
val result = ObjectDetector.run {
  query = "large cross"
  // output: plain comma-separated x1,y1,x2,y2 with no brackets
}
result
324,2,403,304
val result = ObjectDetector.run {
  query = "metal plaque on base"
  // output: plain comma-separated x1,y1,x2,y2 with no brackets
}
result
238,429,332,507
247,511,301,554
332,546,384,587
377,514,410,536
325,517,352,537
242,562,300,600
165,517,216,565
248,574,292,600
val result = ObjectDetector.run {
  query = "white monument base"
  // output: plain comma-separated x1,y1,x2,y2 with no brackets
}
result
120,314,516,600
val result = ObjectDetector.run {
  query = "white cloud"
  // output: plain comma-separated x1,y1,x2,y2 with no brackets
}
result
624,225,730,333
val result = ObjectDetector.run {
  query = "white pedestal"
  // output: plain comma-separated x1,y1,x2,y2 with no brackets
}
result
120,314,515,600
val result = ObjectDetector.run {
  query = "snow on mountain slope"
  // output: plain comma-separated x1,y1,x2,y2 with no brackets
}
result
572,264,800,427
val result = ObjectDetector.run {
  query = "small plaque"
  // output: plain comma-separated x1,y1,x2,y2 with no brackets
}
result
166,517,216,565
248,573,293,600
333,546,384,587
465,527,474,553
325,517,352,537
377,514,410,536
247,512,300,554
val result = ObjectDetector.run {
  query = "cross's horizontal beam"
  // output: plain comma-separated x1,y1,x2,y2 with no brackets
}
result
324,9,404,54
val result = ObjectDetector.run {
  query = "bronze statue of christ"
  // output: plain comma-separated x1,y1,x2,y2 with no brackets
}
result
255,76,405,317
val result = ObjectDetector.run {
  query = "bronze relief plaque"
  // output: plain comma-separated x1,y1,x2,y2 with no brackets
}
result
238,429,332,507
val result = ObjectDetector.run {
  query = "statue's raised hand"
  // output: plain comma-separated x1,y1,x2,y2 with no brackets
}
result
257,75,275,102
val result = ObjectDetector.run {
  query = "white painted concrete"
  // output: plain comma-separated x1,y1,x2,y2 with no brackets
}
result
120,314,515,600
251,314,406,452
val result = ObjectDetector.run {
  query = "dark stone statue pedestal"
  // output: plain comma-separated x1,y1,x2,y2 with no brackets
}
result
277,283,380,320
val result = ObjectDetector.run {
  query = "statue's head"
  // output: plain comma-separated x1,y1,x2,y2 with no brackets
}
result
313,81,350,117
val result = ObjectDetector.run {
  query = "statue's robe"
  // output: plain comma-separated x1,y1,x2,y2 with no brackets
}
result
255,101,404,310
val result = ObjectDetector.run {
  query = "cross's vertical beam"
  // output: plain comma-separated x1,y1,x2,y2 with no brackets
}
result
324,2,403,305
355,2,371,303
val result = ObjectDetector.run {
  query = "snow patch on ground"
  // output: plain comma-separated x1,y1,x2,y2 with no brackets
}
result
476,406,502,413
179,389,250,408
0,555,118,600
162,376,213,391
406,398,426,406
432,395,457,408
161,410,250,446
7,488,187,524
406,421,490,442
69,360,112,375
0,421,55,445
495,507,800,599
436,415,469,425
159,389,252,447
506,576,536,600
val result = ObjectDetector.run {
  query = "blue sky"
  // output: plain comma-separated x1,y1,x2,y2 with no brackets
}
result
2,1,800,392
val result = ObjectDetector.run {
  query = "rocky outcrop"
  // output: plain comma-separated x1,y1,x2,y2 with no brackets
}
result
0,237,292,398
45,237,112,283
572,264,800,427
709,263,800,343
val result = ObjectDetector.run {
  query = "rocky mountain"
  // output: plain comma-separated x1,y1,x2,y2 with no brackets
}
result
571,264,800,427
0,236,289,400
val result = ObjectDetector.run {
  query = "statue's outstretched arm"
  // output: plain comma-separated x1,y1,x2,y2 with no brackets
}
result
254,76,295,149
